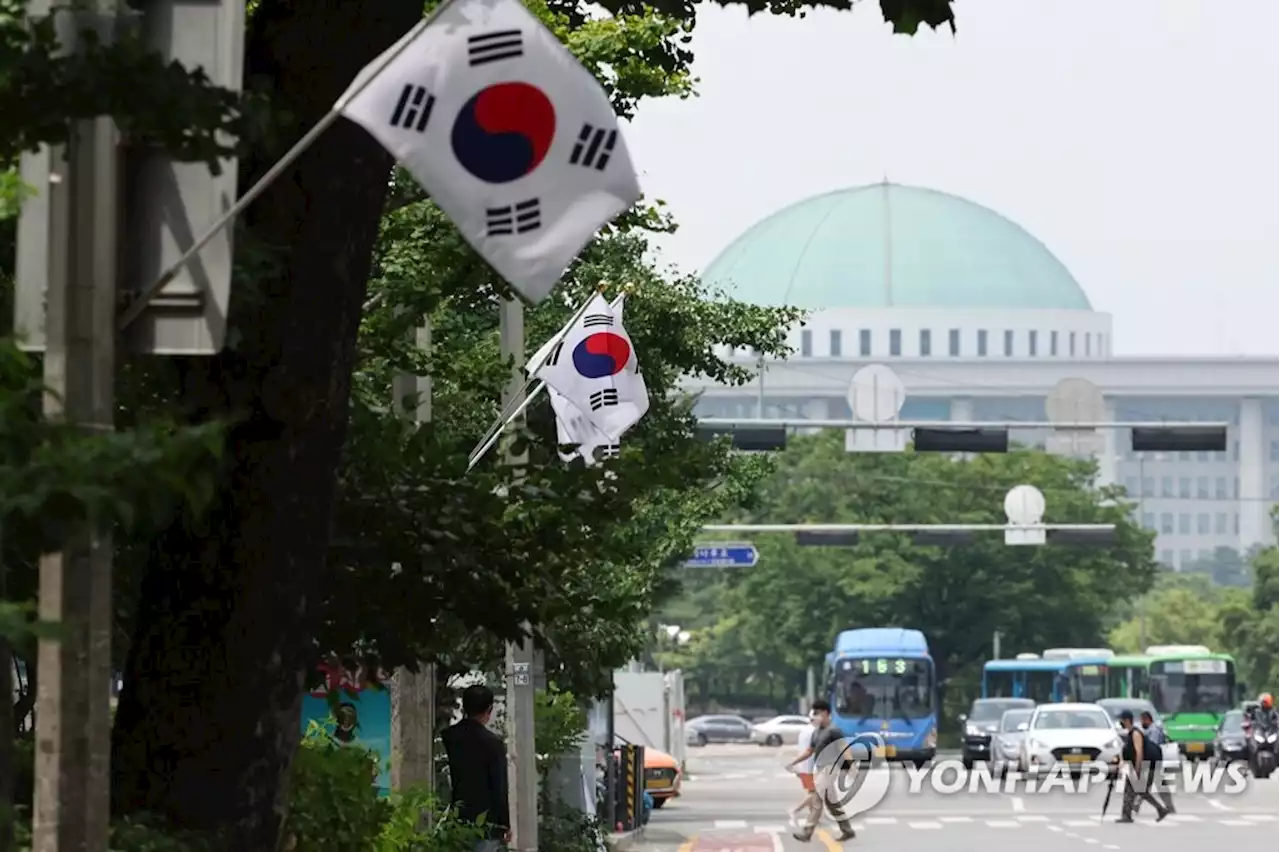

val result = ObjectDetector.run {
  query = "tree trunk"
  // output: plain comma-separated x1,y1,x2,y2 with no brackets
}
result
109,2,421,847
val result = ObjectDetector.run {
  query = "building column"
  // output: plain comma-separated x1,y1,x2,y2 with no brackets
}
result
1238,397,1267,549
950,397,974,423
1096,400,1119,487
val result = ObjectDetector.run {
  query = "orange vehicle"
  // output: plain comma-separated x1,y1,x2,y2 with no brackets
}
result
619,744,681,808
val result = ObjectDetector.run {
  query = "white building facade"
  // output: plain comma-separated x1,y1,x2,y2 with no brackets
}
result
685,182,1279,566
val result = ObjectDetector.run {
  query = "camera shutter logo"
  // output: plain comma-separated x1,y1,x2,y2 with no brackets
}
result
814,733,892,816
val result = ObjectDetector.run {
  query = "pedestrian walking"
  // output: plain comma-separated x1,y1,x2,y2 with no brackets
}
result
790,699,858,843
441,684,511,850
1114,710,1169,824
784,710,819,823
1139,711,1175,814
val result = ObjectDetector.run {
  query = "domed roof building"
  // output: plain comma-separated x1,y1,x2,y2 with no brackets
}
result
685,182,1279,564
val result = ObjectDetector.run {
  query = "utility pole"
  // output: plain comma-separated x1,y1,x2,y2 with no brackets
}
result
499,299,538,851
23,3,117,849
992,631,1001,660
390,321,436,804
804,667,816,712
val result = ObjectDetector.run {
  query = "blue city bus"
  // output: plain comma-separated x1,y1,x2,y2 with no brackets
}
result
822,627,937,767
982,656,1109,703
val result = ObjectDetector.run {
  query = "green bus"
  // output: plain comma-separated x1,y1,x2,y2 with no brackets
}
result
1104,645,1238,759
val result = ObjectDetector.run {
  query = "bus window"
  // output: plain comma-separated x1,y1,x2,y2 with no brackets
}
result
1132,667,1149,698
1026,670,1056,703
1106,666,1130,698
984,669,1017,698
1073,665,1105,703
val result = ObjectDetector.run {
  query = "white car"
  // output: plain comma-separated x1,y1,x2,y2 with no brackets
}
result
1019,703,1123,775
750,715,813,746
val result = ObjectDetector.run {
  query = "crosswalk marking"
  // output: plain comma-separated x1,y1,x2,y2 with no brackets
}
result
986,820,1019,827
1219,820,1254,827
1083,838,1099,845
937,816,973,823
906,821,942,829
1169,814,1202,822
713,820,747,829
753,826,787,834
1244,814,1277,821
863,817,897,825
1016,815,1049,822
1063,820,1097,827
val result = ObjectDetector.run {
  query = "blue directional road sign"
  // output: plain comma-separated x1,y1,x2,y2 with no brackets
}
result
685,542,759,568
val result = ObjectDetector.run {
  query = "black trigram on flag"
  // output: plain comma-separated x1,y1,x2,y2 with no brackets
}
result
589,389,619,410
569,123,617,171
468,30,523,66
543,341,564,367
389,84,435,132
582,313,614,328
598,443,621,459
485,198,541,236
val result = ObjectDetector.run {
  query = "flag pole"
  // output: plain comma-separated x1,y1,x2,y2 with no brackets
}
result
466,285,625,471
117,1,457,333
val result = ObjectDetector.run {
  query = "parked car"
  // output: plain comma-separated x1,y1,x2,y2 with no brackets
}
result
750,715,812,747
960,698,1035,768
1019,703,1122,776
1214,708,1249,767
1095,697,1180,766
685,714,753,746
990,708,1034,776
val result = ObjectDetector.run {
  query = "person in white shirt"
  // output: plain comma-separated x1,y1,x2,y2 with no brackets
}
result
786,712,819,822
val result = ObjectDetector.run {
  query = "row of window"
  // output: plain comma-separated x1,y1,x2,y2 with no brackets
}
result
1142,511,1239,536
1160,549,1230,569
1126,475,1239,500
797,328,1106,358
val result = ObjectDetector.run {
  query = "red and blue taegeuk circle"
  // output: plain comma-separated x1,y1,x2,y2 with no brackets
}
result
572,332,632,379
450,82,556,184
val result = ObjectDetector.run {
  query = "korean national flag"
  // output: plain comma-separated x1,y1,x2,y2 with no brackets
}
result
548,387,616,465
534,293,647,441
336,0,642,304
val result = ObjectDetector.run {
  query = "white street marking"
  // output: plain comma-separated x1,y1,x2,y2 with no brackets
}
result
985,820,1019,827
1011,796,1026,812
907,821,942,829
1207,798,1232,811
938,816,973,823
713,820,747,829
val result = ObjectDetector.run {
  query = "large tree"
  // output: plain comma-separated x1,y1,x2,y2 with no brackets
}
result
659,432,1158,711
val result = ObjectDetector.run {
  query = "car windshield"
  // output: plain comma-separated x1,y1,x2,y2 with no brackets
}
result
971,701,1030,721
1000,710,1033,731
1222,711,1245,731
1033,709,1111,729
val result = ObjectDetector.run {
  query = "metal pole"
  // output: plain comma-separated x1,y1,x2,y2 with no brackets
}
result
696,417,1230,431
805,667,816,712
390,320,435,807
701,523,1117,533
500,299,538,851
755,354,765,418
29,4,116,848
993,632,1001,660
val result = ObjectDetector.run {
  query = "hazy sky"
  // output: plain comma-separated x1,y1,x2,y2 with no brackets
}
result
625,0,1279,357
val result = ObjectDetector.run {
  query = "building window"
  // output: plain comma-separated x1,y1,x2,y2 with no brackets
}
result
1232,440,1239,461
1196,476,1208,499
1069,332,1076,356
1216,513,1227,534
1160,513,1173,533
859,329,871,356
1050,330,1059,356
1197,513,1210,535
830,329,842,357
1085,334,1092,357
1142,512,1154,529
977,330,988,356
1141,476,1154,497
1234,477,1240,498
1272,440,1279,461
1215,476,1227,499
1003,330,1014,356
1159,549,1173,566
800,329,813,357
1161,476,1174,497
919,329,931,356
1179,550,1191,567
949,329,960,356
1178,477,1191,498
1028,330,1038,356
1178,513,1191,534
889,329,902,356
1234,513,1240,534
1125,476,1139,495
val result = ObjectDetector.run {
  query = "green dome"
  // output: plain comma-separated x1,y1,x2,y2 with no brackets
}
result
702,183,1092,311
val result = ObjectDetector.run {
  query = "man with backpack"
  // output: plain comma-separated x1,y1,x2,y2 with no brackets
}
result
1139,711,1175,814
1115,710,1170,823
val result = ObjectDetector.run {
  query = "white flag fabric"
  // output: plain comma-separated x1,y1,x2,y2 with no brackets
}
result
535,292,648,443
548,387,615,465
337,0,642,304
527,292,624,377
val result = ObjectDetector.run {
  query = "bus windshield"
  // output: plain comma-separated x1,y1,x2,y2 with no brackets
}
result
1149,659,1234,715
836,656,933,720
1071,664,1106,702
985,669,1016,698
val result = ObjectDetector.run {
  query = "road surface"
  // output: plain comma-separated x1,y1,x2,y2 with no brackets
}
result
633,744,1279,852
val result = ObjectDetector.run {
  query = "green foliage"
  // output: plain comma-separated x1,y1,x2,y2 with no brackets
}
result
658,433,1157,710
286,725,391,852
537,798,606,852
533,688,587,777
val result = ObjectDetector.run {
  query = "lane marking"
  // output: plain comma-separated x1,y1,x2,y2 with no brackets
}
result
1219,820,1254,826
1047,826,1064,833
1169,814,1202,822
863,817,897,825
1083,839,1099,845
985,820,1018,827
768,830,784,852
753,826,788,834
1104,846,1120,850
814,828,842,852
1207,799,1232,811
938,816,973,823
1012,796,1026,812
1063,819,1096,827
714,820,748,829
1016,815,1049,822
907,821,942,829
1243,814,1277,821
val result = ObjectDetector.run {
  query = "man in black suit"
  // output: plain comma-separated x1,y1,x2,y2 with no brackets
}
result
442,684,510,849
